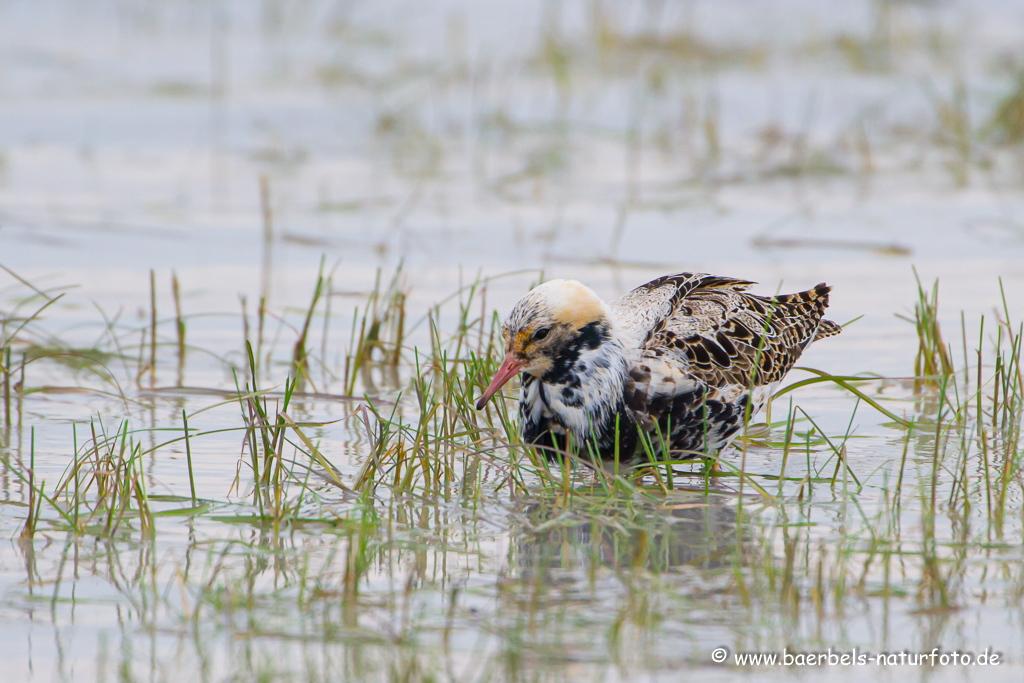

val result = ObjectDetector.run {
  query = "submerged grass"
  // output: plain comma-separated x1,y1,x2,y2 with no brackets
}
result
0,264,1023,679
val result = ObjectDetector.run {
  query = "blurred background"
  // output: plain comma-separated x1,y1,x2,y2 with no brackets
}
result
4,0,1023,350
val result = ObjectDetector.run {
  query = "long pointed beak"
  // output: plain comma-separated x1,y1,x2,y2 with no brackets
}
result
475,354,524,410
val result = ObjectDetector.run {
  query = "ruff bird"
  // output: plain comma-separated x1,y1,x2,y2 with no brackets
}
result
475,273,840,462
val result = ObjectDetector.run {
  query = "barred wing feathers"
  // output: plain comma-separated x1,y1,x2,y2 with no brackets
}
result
612,273,840,451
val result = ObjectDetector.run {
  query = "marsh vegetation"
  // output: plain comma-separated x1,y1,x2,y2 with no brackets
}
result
3,1,1024,681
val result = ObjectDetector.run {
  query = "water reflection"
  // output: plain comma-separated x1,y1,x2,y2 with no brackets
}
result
513,492,743,575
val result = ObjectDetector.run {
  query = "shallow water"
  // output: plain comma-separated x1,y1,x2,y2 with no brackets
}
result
3,1,1024,681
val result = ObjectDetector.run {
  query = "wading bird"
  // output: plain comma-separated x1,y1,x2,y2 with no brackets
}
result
475,273,840,463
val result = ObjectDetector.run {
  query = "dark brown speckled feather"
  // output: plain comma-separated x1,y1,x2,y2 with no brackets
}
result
612,273,840,456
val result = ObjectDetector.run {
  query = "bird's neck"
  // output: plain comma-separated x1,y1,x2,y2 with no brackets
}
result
536,324,630,451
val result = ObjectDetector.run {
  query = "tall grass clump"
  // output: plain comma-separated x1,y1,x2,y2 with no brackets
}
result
898,270,954,388
344,266,408,395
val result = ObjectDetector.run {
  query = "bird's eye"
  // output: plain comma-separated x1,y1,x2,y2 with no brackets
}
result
533,327,550,341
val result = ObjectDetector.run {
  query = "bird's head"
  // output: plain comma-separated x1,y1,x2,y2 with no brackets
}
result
475,279,611,410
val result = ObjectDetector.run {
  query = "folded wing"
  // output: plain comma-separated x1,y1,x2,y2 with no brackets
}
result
612,272,839,451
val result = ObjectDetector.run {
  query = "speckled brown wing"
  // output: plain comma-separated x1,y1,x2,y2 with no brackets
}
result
616,273,840,455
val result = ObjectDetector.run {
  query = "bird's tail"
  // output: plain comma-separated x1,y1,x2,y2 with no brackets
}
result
814,319,842,340
773,282,842,343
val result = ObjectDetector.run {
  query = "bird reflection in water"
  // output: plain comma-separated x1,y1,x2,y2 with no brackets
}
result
511,492,745,576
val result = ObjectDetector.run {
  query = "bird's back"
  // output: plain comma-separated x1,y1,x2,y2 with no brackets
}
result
611,272,839,456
